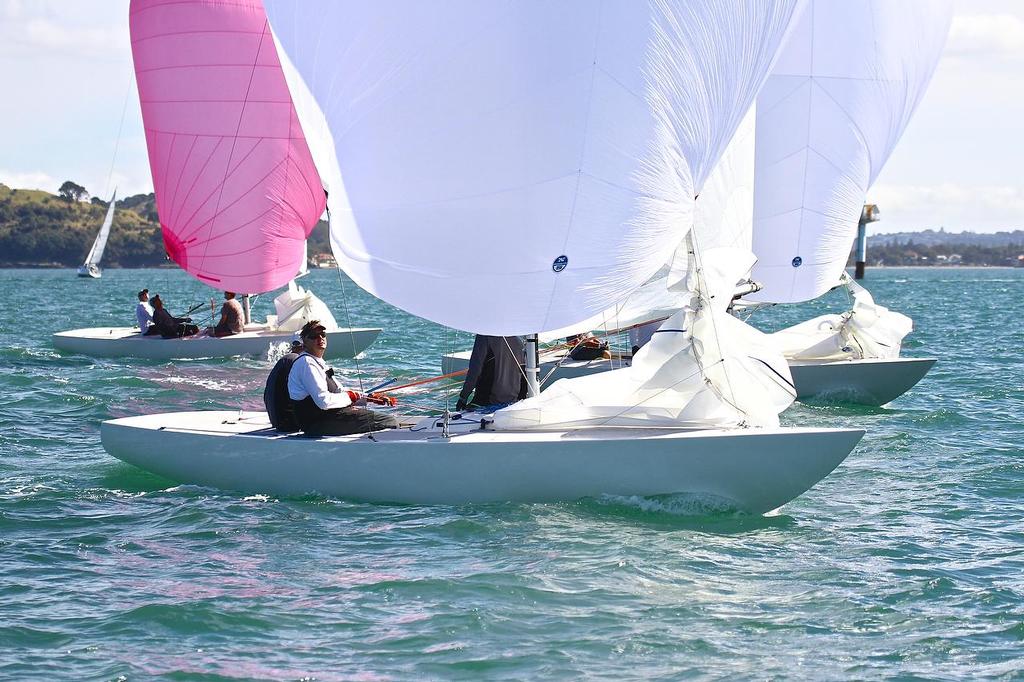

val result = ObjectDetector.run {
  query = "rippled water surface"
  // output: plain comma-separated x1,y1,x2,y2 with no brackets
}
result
1,267,1022,679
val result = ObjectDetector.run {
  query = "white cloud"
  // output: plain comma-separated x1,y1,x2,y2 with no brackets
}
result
0,1,127,59
0,169,57,192
870,183,1024,232
946,13,1024,58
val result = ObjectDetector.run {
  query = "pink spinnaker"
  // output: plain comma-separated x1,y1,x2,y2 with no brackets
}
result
130,0,325,294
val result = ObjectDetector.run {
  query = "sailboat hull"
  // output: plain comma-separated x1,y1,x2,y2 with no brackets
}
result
101,410,863,514
53,326,380,360
788,357,937,406
77,265,101,278
443,352,936,406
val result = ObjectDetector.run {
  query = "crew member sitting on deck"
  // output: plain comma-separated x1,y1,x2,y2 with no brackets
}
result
212,291,245,337
136,289,155,335
287,320,399,436
263,334,304,432
455,335,527,412
151,295,199,338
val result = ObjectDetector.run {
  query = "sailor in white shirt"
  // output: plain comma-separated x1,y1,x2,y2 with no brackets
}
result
286,320,398,436
136,289,154,334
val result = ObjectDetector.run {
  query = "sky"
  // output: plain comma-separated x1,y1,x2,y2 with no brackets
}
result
0,0,1021,234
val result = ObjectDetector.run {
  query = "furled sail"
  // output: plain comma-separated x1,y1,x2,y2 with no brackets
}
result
748,0,952,303
84,190,117,268
264,0,805,335
130,0,326,294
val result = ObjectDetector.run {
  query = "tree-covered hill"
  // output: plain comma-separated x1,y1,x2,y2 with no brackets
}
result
0,183,332,268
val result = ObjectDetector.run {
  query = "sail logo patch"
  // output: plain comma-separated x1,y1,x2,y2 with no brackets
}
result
792,256,803,267
552,255,568,273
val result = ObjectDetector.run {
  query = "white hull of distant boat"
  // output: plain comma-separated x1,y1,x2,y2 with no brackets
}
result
443,352,935,406
53,326,380,360
77,264,102,278
101,410,863,514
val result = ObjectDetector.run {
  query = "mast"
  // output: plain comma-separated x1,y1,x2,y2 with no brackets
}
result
242,294,252,325
525,334,540,398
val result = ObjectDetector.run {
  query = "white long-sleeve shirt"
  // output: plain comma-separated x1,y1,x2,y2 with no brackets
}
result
287,353,354,410
136,301,153,332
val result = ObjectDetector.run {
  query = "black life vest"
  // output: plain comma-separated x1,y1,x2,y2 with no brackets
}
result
264,353,300,432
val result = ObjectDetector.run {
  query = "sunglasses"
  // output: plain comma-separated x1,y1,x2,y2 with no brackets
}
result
304,330,327,339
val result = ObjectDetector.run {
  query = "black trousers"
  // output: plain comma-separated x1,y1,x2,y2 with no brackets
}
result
300,405,399,436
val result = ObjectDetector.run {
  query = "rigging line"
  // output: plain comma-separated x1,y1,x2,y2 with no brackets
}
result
328,204,364,394
592,358,726,429
104,71,135,199
688,226,743,420
502,335,531,392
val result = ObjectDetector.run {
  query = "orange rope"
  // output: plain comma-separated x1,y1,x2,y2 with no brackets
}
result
383,369,467,393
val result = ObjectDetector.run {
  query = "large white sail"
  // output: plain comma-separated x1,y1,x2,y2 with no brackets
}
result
748,0,952,303
264,0,805,335
84,190,116,268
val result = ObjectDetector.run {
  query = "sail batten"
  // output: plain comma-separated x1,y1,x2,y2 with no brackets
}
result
130,0,325,294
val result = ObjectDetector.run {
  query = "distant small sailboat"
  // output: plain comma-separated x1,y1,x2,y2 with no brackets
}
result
77,190,116,278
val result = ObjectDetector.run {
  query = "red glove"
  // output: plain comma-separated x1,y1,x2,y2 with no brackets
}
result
367,393,397,407
347,390,361,403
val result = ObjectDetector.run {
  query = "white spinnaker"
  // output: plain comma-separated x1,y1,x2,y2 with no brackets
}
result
264,0,804,335
85,190,117,267
749,0,952,303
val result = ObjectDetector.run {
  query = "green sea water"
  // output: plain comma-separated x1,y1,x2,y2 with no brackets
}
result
1,267,1022,680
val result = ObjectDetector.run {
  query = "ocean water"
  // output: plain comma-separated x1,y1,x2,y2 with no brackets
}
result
1,267,1022,680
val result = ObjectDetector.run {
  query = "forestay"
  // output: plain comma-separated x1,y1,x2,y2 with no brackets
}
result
130,0,326,294
264,0,805,335
749,0,952,303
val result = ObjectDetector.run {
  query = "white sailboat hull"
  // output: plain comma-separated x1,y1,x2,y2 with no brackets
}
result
788,357,937,406
53,326,380,360
442,352,936,406
77,265,101,278
101,410,863,514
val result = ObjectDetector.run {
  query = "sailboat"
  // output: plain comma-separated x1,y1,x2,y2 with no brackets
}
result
745,0,952,405
53,0,380,361
445,0,952,407
102,1,863,513
77,190,116,278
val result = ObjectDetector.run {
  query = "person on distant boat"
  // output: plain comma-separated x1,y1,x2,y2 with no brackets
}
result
263,334,304,432
212,291,245,337
136,289,156,335
151,295,199,338
287,320,399,436
455,335,526,412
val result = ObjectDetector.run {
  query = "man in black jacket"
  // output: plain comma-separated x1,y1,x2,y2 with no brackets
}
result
263,335,303,432
456,335,526,411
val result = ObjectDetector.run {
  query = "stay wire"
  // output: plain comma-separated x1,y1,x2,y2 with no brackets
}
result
104,72,134,199
328,206,364,394
687,226,744,421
